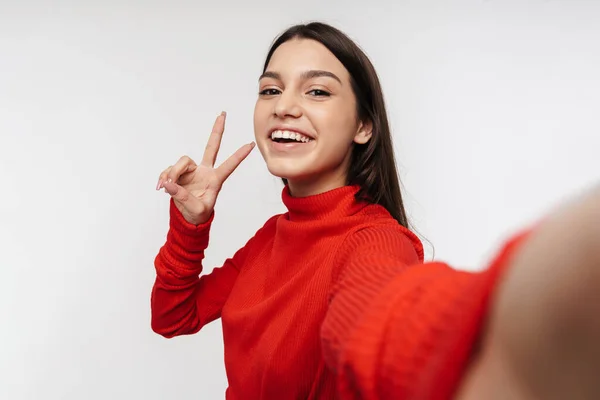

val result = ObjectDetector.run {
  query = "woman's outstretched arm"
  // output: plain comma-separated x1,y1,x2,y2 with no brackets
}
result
321,222,531,399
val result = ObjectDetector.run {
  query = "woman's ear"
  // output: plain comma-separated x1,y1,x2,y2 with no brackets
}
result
353,120,373,144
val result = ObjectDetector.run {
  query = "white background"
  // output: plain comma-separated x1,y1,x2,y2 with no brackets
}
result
1,0,598,399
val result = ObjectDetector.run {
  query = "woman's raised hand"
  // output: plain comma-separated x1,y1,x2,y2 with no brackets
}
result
156,112,255,225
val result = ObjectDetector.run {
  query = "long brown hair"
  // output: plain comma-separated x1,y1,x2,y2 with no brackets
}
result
262,22,410,229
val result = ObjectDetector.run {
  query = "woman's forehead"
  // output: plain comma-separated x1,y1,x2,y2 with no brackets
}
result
266,39,349,80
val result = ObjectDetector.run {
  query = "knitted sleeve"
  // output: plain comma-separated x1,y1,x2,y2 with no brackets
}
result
321,225,531,399
151,199,252,338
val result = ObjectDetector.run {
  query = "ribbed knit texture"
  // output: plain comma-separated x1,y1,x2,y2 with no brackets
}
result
151,185,528,399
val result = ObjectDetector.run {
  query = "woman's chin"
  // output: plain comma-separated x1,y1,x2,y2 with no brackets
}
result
266,164,310,182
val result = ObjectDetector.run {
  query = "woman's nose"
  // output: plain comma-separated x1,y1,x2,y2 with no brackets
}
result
274,91,302,119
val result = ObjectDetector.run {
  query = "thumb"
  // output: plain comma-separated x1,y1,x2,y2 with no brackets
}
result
162,181,194,205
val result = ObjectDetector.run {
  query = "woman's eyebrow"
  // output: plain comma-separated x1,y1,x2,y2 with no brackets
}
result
259,70,342,85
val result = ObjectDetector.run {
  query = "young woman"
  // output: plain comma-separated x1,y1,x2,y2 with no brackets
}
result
152,22,600,400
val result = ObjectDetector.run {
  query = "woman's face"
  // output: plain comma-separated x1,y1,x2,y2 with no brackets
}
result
253,38,372,197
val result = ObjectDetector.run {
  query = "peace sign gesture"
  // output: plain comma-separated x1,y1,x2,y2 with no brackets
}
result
156,112,255,225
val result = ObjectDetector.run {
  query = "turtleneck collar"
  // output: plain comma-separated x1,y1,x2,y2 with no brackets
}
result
281,184,368,222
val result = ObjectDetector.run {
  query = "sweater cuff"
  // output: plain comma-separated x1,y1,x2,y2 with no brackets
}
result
426,228,535,399
418,230,531,399
168,198,214,249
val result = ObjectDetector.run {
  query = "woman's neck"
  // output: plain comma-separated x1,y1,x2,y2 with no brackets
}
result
286,172,348,198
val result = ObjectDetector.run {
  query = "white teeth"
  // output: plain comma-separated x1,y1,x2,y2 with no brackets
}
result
270,130,312,143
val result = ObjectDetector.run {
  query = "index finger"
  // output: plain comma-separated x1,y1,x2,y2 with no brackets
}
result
215,142,256,183
201,111,226,167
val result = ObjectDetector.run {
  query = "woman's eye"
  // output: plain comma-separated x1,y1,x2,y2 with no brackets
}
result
308,89,331,97
259,88,280,96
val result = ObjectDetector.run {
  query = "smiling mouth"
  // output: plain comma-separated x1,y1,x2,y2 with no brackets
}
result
270,129,314,143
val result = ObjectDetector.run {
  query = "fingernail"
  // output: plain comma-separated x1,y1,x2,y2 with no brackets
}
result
221,111,226,117
167,178,173,183
156,179,162,190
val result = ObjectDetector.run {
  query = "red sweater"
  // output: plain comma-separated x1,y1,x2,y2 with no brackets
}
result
151,185,527,399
